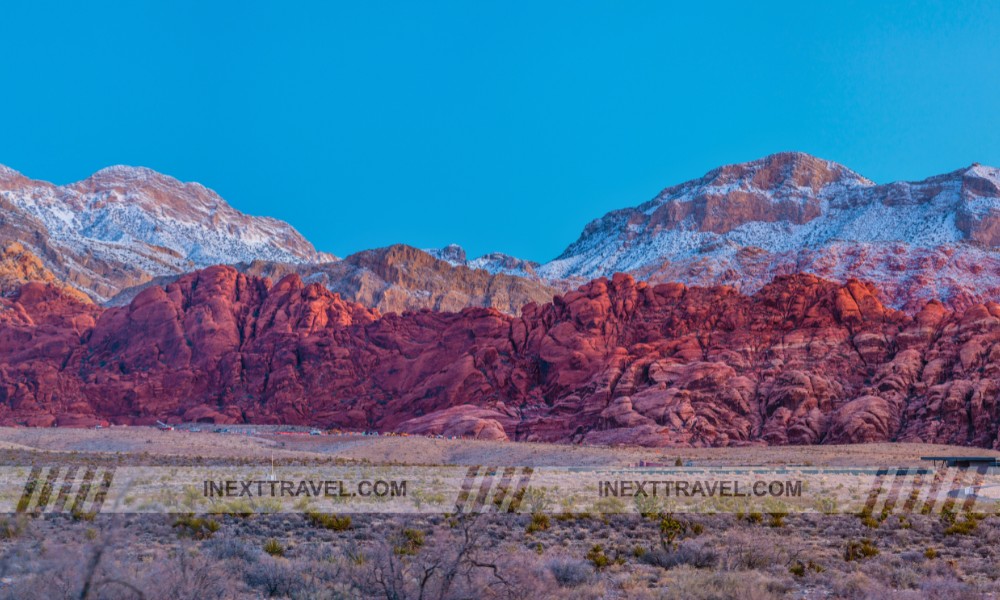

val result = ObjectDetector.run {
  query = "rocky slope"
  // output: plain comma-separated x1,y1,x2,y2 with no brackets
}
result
540,152,1000,311
0,165,558,314
427,244,544,279
0,164,332,302
109,245,560,315
1,266,998,449
0,242,90,302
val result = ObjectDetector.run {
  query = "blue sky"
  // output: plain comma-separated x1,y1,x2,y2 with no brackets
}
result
2,1,999,261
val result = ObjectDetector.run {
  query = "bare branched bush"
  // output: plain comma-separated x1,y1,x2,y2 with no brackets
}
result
545,556,593,587
641,539,718,569
659,566,787,600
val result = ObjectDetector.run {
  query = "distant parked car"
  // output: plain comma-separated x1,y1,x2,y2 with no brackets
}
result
309,429,322,436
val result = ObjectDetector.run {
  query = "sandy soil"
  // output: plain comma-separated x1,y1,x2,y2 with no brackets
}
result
0,426,995,467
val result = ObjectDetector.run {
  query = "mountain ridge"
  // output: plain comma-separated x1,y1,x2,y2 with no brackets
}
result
1,265,998,449
539,152,1000,310
0,163,333,302
5,152,1000,314
106,244,560,316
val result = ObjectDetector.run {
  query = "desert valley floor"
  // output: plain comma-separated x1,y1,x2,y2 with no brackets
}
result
0,429,997,598
0,426,997,467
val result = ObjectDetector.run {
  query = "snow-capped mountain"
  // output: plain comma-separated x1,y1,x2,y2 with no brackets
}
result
540,152,1000,309
5,153,1000,312
425,243,468,265
0,164,333,301
425,244,542,279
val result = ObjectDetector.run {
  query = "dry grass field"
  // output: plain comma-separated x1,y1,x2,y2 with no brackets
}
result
0,427,998,598
0,425,995,467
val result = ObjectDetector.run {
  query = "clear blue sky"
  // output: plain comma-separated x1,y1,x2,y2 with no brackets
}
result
2,1,999,262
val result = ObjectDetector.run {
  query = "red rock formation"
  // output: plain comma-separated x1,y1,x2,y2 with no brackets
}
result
0,266,998,449
109,245,561,317
0,242,91,303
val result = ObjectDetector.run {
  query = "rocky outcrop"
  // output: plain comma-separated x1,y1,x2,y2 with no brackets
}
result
1,266,999,448
329,245,558,315
111,245,561,316
0,242,90,303
428,244,544,280
396,405,512,441
541,153,1000,311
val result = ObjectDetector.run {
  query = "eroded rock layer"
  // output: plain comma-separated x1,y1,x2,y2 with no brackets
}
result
0,266,998,448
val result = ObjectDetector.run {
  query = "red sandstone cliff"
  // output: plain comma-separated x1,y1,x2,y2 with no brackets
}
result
0,266,998,448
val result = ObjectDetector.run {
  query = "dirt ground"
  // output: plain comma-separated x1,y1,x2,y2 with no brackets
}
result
0,426,995,468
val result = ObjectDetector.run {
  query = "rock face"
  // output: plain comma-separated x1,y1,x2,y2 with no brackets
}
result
0,164,332,302
109,245,561,316
428,244,544,280
1,266,999,449
0,242,90,303
541,152,1000,311
325,245,558,315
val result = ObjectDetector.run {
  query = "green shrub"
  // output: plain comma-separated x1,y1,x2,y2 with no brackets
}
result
306,512,352,531
71,509,96,522
586,544,614,570
858,512,881,529
659,514,688,549
526,513,551,534
944,516,978,536
939,506,957,525
263,538,284,557
844,539,879,562
394,528,425,556
789,560,825,577
173,515,221,539
0,517,23,540
213,498,255,518
924,547,938,559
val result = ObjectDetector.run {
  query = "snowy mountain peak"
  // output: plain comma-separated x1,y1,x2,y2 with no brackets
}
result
0,164,333,301
87,164,163,182
638,152,874,218
70,165,221,206
426,244,468,265
0,164,30,185
467,253,541,279
424,244,542,279
699,152,873,193
962,163,1000,189
541,154,1000,308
